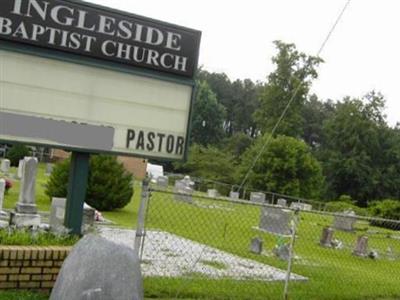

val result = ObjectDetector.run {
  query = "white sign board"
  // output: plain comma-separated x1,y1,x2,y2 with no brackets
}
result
0,49,193,160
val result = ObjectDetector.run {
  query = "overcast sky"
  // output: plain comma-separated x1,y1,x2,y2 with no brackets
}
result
86,0,399,126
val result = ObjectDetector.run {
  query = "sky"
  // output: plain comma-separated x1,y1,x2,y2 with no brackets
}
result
86,0,399,126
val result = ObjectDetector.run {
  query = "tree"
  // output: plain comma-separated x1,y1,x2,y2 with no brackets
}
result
6,144,31,166
254,41,322,138
190,80,226,146
45,155,134,211
238,134,324,199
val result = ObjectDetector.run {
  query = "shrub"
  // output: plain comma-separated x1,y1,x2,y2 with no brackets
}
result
6,144,31,166
368,200,400,230
324,201,367,216
45,155,134,211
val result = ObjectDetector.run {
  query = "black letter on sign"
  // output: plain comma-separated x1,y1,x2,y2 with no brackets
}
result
126,129,135,148
176,136,185,155
147,132,155,151
166,135,174,153
157,133,165,152
136,131,145,150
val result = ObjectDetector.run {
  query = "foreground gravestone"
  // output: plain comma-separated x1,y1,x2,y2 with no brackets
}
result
333,210,357,231
50,235,143,300
258,206,292,236
156,176,169,189
320,227,334,247
17,159,24,179
250,237,263,254
353,236,368,257
250,192,266,203
0,159,10,174
276,198,287,207
207,189,218,198
10,157,41,227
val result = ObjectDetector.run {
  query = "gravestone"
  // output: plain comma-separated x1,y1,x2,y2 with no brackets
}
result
320,227,334,247
50,198,66,232
290,202,312,211
50,235,143,300
229,191,239,200
10,157,41,227
250,192,266,203
273,244,290,261
0,159,10,174
333,210,357,231
249,237,263,254
353,236,368,257
173,177,193,202
17,159,24,179
50,198,95,233
276,198,287,207
207,189,218,198
156,176,168,189
0,179,6,216
45,163,53,176
258,206,292,236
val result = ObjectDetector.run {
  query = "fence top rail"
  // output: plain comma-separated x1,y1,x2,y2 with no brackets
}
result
150,187,400,226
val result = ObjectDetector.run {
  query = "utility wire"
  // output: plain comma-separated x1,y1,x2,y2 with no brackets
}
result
238,0,352,193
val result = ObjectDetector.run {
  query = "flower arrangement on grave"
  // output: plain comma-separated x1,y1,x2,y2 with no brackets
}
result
5,179,12,194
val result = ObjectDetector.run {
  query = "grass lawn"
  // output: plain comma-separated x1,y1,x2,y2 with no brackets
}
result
2,163,400,299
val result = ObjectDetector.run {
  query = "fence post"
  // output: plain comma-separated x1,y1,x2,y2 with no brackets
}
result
283,209,300,300
134,176,150,260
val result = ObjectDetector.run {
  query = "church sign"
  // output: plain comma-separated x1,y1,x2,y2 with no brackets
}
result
0,0,201,160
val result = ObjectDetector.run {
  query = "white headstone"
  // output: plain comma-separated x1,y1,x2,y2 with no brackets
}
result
277,198,287,207
50,197,66,232
0,179,6,215
207,189,218,198
17,159,24,179
229,191,239,200
290,202,312,211
0,159,10,174
156,176,169,189
45,163,53,176
250,192,266,203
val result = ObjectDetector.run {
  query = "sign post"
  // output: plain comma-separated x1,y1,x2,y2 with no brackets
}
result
64,152,90,235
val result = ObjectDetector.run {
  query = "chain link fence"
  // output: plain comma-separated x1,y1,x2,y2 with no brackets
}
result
135,180,400,300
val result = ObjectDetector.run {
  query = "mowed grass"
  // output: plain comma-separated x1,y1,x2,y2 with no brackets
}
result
2,164,400,299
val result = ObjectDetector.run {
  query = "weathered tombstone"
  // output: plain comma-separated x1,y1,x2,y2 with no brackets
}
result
83,203,95,228
333,210,357,231
156,176,169,189
9,157,41,227
353,236,368,257
17,159,24,179
173,179,193,202
277,198,287,207
250,237,263,254
45,163,53,176
50,235,143,300
0,179,6,216
250,192,266,203
290,202,313,211
258,206,292,236
302,203,312,211
229,191,239,200
273,244,290,261
207,189,218,198
320,227,334,247
50,197,66,232
0,159,10,174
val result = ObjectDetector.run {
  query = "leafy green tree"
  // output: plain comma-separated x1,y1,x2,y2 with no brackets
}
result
239,134,324,198
6,144,31,166
221,132,253,161
45,155,133,211
254,41,322,137
190,80,226,146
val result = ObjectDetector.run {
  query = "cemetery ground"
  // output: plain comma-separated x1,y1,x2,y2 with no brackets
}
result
1,163,400,300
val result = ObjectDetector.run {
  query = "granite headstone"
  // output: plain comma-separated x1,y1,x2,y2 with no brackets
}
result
50,235,143,300
0,159,10,174
276,198,287,207
258,206,292,236
333,210,357,231
250,192,266,203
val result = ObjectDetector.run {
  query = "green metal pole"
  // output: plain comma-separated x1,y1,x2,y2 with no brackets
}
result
64,152,90,235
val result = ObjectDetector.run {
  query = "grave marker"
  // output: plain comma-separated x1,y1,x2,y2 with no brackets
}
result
333,210,357,231
258,206,292,236
250,192,266,203
353,236,368,257
277,198,287,207
0,159,10,174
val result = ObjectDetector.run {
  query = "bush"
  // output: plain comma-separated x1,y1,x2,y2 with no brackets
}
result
45,155,134,211
324,201,367,216
6,144,31,166
368,200,400,230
